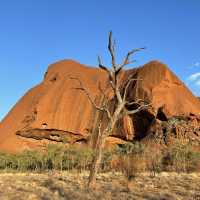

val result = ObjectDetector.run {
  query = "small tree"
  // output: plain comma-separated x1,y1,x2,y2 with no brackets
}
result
71,31,150,188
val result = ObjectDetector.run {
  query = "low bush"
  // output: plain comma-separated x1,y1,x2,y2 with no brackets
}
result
162,141,200,172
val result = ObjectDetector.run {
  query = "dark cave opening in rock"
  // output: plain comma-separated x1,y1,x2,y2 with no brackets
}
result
156,107,168,121
131,110,155,140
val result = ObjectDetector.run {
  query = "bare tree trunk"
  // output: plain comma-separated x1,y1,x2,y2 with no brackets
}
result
88,133,104,188
88,104,125,188
88,120,115,188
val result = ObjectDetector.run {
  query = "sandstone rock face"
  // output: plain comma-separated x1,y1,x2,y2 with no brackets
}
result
126,61,200,117
0,59,199,152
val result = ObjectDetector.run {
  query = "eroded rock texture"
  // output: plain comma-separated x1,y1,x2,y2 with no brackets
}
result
0,60,199,152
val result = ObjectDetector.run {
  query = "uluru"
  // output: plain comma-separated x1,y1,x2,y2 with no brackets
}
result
1,0,200,199
0,59,199,152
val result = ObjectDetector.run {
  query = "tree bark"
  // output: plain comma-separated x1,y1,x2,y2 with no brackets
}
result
88,130,105,188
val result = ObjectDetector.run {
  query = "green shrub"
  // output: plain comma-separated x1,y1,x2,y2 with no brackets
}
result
61,145,93,171
17,150,44,171
117,142,145,155
0,152,18,170
44,144,65,170
162,141,200,172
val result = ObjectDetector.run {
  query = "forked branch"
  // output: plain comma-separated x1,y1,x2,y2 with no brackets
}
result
121,47,145,67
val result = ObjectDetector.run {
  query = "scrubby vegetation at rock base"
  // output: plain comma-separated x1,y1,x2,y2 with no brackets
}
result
0,141,199,199
0,141,200,175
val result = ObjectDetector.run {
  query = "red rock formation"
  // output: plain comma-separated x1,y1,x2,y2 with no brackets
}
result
0,59,199,152
126,61,200,117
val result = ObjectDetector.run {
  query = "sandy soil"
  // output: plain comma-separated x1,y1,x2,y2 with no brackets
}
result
0,171,200,200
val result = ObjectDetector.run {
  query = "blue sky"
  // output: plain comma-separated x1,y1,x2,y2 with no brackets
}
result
0,0,200,120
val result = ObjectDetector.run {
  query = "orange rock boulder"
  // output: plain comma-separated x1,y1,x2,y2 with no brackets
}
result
0,59,199,152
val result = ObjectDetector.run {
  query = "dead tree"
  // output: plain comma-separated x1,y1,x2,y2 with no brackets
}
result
71,31,150,188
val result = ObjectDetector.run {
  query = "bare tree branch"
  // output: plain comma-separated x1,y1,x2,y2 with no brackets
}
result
98,82,109,102
108,31,116,69
112,39,116,53
114,87,123,104
119,48,145,70
126,103,151,115
97,82,112,120
70,77,104,112
112,48,144,78
126,98,149,106
97,55,115,89
98,56,109,72
95,121,102,149
123,48,145,65
115,60,136,76
123,78,142,101
70,77,112,120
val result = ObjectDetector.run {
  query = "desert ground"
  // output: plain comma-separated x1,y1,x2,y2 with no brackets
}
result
0,172,200,200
